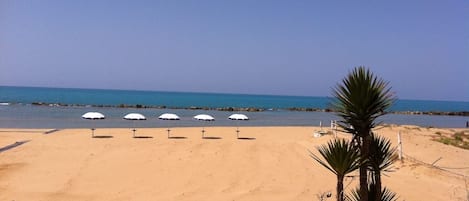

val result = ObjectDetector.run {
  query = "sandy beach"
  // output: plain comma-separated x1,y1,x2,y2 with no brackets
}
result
0,126,468,201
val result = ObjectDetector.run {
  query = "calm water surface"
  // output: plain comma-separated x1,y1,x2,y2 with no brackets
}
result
0,86,468,128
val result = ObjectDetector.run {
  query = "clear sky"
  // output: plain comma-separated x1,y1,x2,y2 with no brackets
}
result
1,1,468,101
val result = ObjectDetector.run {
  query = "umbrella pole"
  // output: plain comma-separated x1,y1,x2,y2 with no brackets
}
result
236,121,240,139
202,121,206,138
92,120,96,138
202,126,205,138
133,121,136,138
168,122,171,138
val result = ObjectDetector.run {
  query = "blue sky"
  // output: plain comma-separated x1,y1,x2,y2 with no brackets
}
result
1,1,468,101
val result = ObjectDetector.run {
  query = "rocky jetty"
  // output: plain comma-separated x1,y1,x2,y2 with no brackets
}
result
17,102,469,116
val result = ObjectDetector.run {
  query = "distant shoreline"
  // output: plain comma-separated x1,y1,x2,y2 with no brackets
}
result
2,101,466,117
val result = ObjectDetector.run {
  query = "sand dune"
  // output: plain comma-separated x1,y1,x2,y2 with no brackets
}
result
0,126,468,201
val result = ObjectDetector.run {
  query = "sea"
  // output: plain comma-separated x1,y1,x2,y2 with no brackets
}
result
0,86,468,128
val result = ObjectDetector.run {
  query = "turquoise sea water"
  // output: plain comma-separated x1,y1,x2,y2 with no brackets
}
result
0,86,331,109
0,86,468,128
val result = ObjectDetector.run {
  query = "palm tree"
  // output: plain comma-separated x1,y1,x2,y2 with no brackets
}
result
310,139,361,201
332,67,395,201
368,133,397,200
346,184,398,201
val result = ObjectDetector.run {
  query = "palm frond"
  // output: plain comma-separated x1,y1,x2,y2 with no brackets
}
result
345,184,399,201
369,133,397,173
332,67,395,136
309,139,361,177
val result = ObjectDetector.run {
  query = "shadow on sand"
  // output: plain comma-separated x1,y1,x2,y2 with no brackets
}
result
92,135,114,139
44,129,61,134
169,136,187,139
0,140,30,153
133,136,154,139
202,136,222,140
237,137,256,140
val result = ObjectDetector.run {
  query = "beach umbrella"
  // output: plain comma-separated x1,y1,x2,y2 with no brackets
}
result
158,113,180,138
158,113,180,120
228,114,249,139
124,113,146,137
228,114,249,121
194,114,215,138
194,114,215,121
82,112,105,120
82,112,105,137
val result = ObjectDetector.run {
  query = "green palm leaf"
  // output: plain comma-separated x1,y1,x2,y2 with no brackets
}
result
310,139,361,176
369,133,397,174
332,67,395,136
346,184,399,201
310,139,361,201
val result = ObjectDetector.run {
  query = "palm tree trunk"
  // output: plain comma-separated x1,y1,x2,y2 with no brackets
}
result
359,134,371,201
374,171,382,201
359,166,368,201
337,175,344,201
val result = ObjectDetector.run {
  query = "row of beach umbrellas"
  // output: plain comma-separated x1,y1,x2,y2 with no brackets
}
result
82,112,249,138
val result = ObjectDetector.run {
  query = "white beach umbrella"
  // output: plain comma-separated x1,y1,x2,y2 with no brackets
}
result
82,112,105,120
228,114,249,139
158,113,180,120
82,112,105,137
124,113,146,120
193,114,215,138
158,113,180,138
193,114,215,121
228,114,249,120
124,113,146,137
